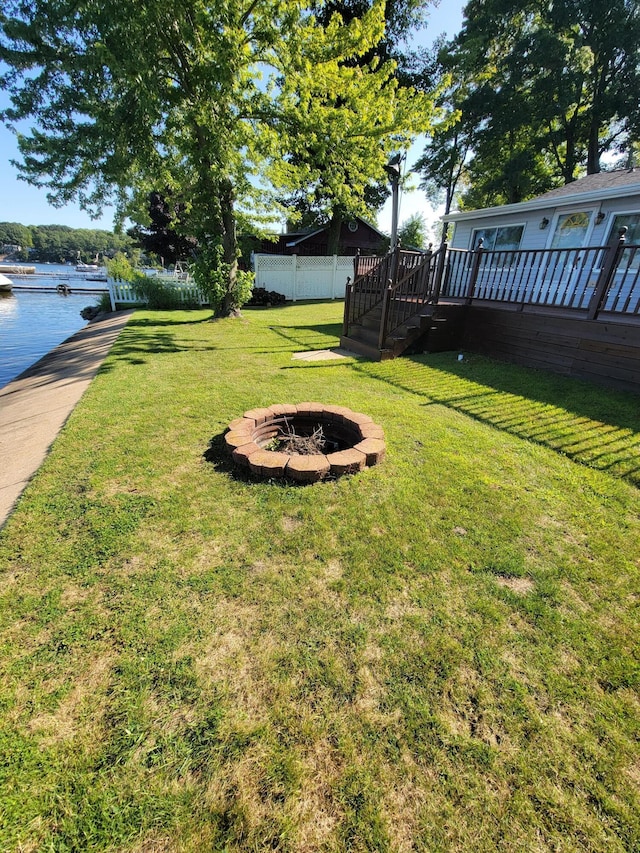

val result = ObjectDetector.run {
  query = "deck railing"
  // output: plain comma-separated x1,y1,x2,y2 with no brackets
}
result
342,230,640,351
442,244,605,309
441,230,640,319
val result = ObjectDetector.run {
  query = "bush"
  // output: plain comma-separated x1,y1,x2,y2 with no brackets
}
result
132,276,192,310
192,244,254,316
106,253,198,309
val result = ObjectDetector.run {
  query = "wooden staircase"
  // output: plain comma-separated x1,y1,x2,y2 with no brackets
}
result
340,302,464,360
340,245,465,361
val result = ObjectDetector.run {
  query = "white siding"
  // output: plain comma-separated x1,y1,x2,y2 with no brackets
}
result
448,191,640,251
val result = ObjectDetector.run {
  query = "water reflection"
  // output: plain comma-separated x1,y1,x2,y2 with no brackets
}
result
0,293,18,318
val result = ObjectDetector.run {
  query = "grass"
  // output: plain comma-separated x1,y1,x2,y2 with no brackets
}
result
1,301,639,852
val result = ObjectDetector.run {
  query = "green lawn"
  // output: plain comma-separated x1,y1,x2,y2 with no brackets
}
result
1,301,639,852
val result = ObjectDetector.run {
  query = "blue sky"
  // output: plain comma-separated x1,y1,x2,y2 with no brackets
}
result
0,0,465,234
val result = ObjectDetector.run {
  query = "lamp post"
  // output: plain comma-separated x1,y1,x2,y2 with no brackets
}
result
384,159,401,250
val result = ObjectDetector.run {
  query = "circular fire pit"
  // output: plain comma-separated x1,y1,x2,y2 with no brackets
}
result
225,403,385,482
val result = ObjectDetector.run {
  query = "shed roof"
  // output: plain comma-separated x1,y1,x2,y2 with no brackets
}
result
444,169,640,223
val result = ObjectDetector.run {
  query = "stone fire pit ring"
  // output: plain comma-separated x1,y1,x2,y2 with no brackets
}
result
225,403,385,483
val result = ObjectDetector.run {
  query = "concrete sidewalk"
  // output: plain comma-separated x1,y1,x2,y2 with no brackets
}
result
0,310,134,529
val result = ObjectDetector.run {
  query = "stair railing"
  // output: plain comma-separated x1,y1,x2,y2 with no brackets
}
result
343,246,401,334
378,246,446,345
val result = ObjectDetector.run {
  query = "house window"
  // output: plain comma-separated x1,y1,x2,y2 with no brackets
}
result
550,211,591,248
609,213,640,244
471,224,524,251
609,213,640,271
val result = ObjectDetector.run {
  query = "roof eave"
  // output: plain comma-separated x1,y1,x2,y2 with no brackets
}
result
442,182,640,223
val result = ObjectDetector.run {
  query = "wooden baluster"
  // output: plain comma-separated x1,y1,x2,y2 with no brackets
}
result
466,238,484,304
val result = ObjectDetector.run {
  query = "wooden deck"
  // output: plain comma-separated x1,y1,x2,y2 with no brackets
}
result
341,235,640,393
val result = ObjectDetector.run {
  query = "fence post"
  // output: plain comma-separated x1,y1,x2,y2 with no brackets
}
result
254,254,262,289
331,254,338,299
587,227,627,320
353,249,361,281
108,278,116,312
466,238,484,304
291,254,298,302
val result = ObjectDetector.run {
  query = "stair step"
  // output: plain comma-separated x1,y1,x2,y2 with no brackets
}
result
340,335,388,361
348,325,380,346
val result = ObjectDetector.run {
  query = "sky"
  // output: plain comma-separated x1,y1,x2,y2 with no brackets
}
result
0,0,466,235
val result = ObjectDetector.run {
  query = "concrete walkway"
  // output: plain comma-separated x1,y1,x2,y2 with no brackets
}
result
0,310,134,529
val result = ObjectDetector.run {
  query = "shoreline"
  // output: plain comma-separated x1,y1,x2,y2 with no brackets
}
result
0,310,134,528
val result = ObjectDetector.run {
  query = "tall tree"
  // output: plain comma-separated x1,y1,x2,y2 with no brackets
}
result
0,0,431,311
271,8,433,253
430,0,640,210
275,0,436,251
127,192,198,267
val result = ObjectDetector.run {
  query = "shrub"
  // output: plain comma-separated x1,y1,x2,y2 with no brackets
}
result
247,287,287,307
106,253,197,309
192,244,254,316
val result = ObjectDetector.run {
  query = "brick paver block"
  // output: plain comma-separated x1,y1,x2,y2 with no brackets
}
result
269,404,298,417
232,442,261,466
248,450,290,477
228,416,257,432
323,404,353,423
285,454,330,483
326,448,366,476
358,423,385,440
295,402,317,415
353,438,386,465
225,429,255,450
300,402,326,417
242,407,274,424
348,412,374,426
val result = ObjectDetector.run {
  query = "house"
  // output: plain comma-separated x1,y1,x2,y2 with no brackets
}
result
258,215,387,256
443,169,640,251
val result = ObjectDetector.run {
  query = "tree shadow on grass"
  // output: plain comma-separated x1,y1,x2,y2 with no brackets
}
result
100,324,220,369
267,322,343,351
355,351,640,487
125,315,213,328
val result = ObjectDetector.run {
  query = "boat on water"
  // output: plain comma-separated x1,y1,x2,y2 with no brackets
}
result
76,263,99,272
0,273,13,293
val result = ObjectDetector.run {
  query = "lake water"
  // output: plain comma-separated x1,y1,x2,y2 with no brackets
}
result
0,264,106,389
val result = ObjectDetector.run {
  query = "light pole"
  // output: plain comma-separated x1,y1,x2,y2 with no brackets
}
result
384,159,402,250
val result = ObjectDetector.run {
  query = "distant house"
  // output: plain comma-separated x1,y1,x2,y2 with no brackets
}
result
258,215,387,256
443,169,640,251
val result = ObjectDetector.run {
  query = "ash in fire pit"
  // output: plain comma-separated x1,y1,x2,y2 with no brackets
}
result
225,403,385,482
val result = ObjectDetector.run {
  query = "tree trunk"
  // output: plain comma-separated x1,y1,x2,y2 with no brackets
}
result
326,210,343,256
586,119,601,174
219,178,240,316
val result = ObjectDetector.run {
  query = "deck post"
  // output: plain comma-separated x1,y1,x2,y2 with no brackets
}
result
587,228,627,320
378,283,392,351
343,279,352,336
466,239,484,304
433,242,448,303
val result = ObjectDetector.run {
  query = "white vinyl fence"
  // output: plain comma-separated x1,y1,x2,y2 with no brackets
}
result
108,274,205,310
254,254,354,300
